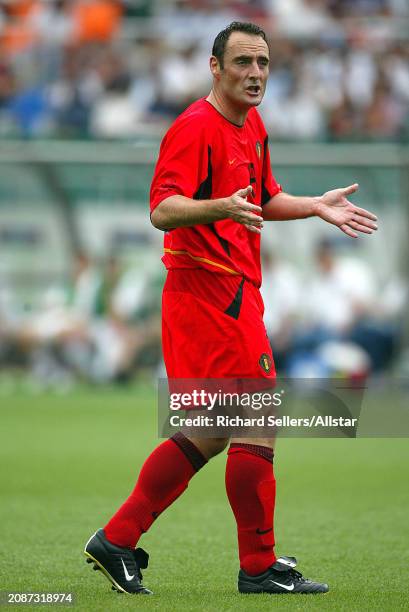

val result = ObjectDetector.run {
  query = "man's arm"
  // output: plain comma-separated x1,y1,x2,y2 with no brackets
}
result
262,184,378,238
151,186,264,233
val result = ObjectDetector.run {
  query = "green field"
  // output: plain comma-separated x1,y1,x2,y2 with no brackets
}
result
1,385,409,611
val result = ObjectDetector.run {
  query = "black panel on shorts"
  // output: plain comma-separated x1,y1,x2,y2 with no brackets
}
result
224,277,245,319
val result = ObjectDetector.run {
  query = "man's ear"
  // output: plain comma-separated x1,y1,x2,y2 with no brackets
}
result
210,55,221,79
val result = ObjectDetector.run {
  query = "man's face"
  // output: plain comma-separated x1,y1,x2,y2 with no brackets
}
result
213,32,270,109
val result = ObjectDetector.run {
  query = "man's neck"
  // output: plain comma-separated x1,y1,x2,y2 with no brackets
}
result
206,90,248,127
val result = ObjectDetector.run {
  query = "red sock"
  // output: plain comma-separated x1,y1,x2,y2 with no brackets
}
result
104,433,207,548
225,443,276,575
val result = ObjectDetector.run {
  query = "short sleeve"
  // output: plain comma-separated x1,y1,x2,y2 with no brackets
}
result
150,115,209,212
261,135,282,206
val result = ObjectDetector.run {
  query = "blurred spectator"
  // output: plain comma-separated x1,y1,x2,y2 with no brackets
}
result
7,85,50,136
48,47,102,136
69,250,102,318
31,1,73,44
303,43,344,111
15,251,101,384
154,42,210,115
345,42,378,110
328,95,357,139
0,1,39,56
267,0,336,37
288,238,402,372
304,239,377,334
0,54,16,109
70,0,123,45
87,255,162,383
363,78,406,139
329,0,389,17
383,44,409,105
263,74,325,139
89,47,135,137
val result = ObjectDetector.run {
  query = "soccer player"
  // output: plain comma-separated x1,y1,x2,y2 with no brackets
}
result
84,21,378,595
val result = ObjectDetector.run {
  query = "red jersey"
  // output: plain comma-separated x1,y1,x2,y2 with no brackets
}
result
150,98,282,288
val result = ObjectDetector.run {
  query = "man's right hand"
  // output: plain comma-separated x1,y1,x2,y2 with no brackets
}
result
151,187,263,232
224,186,263,234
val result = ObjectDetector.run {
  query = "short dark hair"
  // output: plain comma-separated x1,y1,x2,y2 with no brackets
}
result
212,22,267,69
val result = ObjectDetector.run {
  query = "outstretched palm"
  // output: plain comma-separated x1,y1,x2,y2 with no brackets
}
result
316,184,378,238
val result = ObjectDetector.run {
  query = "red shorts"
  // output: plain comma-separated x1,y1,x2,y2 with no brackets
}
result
162,269,276,380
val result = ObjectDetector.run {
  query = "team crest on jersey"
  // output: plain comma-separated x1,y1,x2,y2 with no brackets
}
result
255,141,262,159
259,353,272,374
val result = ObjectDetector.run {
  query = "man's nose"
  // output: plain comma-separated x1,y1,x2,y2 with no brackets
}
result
249,61,262,79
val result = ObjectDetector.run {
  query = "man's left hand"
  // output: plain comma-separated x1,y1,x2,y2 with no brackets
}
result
315,183,378,238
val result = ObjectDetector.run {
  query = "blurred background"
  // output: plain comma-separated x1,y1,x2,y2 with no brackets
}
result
0,0,408,389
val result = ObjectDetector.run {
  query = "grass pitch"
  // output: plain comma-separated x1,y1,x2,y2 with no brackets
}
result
1,384,409,611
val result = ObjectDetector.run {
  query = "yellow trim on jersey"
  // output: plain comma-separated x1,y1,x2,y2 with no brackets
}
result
163,248,240,275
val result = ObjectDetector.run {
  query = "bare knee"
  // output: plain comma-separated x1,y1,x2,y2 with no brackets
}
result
188,436,230,460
